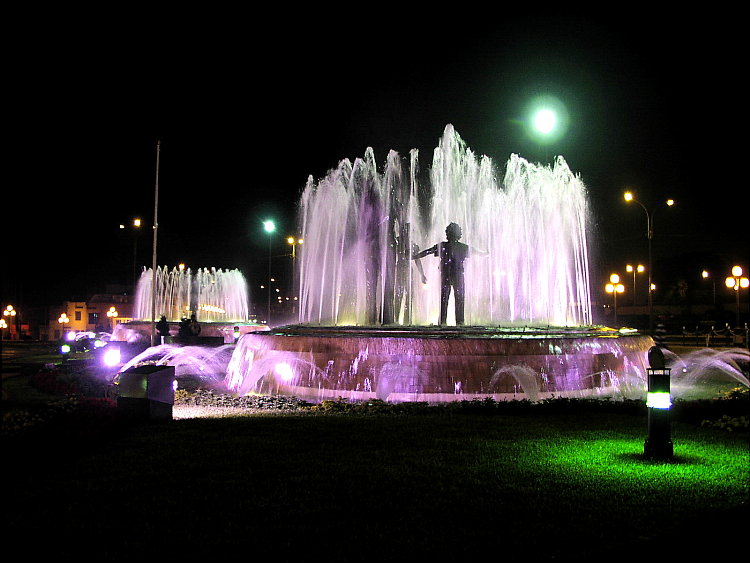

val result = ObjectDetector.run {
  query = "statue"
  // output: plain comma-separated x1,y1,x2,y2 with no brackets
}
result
414,223,487,326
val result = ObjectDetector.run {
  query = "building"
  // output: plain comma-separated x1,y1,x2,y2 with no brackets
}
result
48,293,133,341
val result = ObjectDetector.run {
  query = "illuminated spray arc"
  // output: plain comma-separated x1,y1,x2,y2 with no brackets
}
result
225,125,656,402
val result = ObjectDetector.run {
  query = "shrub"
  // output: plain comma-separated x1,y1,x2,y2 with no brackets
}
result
701,414,749,432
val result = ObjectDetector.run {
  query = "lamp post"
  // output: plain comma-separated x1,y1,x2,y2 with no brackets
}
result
107,306,119,332
286,236,303,259
701,270,717,306
725,265,749,328
150,140,161,347
132,218,142,288
4,305,17,340
120,218,142,289
287,236,303,315
623,191,675,333
58,312,69,340
605,274,625,326
263,220,276,326
644,345,673,460
626,264,645,305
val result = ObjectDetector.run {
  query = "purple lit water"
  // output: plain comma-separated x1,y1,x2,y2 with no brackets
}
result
297,124,592,327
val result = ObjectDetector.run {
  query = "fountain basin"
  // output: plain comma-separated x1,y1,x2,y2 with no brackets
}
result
226,325,654,402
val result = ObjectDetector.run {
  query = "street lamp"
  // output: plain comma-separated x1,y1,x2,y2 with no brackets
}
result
626,264,645,305
605,274,625,326
701,270,717,306
263,220,276,325
120,217,142,289
286,236,303,259
623,191,675,333
725,265,749,328
287,236,303,314
58,312,69,340
107,306,119,332
3,305,17,340
527,95,569,148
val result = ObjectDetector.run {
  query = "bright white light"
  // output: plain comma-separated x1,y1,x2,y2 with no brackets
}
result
65,331,76,341
646,392,672,409
60,344,71,354
274,362,294,382
534,109,557,134
103,347,121,367
526,95,569,144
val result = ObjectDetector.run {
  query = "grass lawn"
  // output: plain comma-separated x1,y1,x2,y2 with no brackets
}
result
3,402,748,561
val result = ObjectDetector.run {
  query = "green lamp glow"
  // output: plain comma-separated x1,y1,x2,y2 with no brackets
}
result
527,94,569,145
533,109,557,135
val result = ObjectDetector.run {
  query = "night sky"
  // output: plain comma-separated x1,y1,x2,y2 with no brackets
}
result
5,14,746,311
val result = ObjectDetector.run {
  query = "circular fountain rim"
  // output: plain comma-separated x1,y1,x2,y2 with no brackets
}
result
268,324,641,340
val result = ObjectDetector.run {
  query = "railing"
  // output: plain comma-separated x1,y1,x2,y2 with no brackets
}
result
681,323,749,348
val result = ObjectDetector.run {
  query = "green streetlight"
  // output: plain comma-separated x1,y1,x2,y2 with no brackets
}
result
527,95,569,149
263,220,276,325
533,108,557,135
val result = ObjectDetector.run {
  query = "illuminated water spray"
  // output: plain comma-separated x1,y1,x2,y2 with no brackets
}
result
133,266,249,322
297,124,592,327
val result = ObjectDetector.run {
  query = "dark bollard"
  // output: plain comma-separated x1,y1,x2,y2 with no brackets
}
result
116,365,175,421
644,346,673,459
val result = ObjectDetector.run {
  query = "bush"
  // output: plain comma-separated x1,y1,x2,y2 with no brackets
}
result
701,414,749,432
29,369,79,395
29,368,114,399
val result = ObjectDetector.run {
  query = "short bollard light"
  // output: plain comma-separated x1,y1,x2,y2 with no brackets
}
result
644,346,674,459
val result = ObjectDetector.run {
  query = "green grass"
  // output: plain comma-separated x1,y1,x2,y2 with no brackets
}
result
3,407,747,560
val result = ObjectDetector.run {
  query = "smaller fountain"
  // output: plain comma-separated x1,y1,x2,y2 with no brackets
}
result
112,266,266,344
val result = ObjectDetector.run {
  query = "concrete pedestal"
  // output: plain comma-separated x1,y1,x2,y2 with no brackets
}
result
116,365,175,421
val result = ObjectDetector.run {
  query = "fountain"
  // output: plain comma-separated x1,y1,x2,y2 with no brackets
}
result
112,266,266,344
225,125,657,402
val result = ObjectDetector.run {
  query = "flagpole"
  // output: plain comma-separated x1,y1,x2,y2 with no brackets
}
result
151,140,160,346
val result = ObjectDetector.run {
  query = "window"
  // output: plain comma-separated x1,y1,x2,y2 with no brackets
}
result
75,311,82,321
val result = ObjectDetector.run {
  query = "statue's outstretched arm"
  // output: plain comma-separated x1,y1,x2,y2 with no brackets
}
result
412,243,431,284
413,244,437,259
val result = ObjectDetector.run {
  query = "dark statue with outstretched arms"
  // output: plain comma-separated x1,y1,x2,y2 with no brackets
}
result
414,222,487,326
